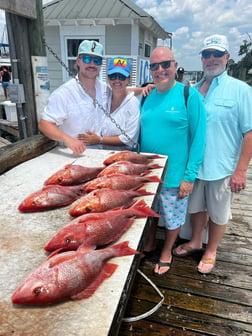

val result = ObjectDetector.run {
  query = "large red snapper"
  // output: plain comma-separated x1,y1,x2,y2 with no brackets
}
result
83,174,163,192
69,188,154,217
103,150,164,165
12,241,138,305
44,200,160,252
18,185,86,212
98,161,163,177
44,163,104,186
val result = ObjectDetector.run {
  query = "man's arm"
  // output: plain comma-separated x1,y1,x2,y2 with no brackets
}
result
38,119,86,155
230,130,252,192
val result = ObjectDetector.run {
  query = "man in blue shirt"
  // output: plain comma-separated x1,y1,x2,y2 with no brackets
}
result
140,46,206,276
173,34,252,274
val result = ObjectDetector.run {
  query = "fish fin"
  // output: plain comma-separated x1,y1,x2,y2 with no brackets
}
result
131,199,160,218
140,170,151,176
47,250,76,267
135,188,155,196
71,263,118,299
64,160,76,168
109,241,139,257
146,175,163,183
148,163,163,169
47,248,64,258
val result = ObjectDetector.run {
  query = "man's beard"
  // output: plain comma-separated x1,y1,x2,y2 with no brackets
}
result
204,64,226,77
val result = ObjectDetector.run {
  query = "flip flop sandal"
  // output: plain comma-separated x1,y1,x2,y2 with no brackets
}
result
153,259,172,277
197,257,216,274
173,244,202,257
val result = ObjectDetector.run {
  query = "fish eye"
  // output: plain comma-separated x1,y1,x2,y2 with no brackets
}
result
57,177,62,183
65,238,71,244
33,287,42,296
85,207,92,213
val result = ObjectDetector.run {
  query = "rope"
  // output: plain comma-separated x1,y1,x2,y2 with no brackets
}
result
122,268,164,322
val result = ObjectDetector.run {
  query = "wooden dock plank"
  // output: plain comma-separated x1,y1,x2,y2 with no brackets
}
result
118,163,252,336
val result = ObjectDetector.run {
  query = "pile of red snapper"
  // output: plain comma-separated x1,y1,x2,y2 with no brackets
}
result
13,151,163,305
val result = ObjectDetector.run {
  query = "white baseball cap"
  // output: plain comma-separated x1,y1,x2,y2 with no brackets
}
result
201,34,229,52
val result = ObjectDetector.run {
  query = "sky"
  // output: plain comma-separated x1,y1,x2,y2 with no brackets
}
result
134,0,252,70
1,0,252,71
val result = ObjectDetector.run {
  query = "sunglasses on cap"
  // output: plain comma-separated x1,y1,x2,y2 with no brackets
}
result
80,55,103,66
149,60,175,71
201,50,227,59
108,73,127,81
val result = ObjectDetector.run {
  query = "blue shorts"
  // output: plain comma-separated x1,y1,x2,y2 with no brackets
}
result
2,82,9,89
156,187,189,230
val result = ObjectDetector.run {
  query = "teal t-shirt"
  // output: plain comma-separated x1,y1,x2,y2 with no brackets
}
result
139,82,206,188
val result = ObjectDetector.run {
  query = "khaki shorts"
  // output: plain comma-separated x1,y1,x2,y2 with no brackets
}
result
187,177,233,225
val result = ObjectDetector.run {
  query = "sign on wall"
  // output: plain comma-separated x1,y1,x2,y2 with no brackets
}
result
0,0,36,19
138,58,153,86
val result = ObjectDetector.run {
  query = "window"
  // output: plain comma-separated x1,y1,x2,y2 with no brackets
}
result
144,44,151,57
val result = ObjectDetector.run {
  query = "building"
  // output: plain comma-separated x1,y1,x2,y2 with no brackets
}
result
43,0,171,91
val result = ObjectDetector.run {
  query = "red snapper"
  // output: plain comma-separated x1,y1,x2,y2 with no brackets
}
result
44,163,104,186
12,241,138,305
98,160,163,177
44,200,160,252
103,150,163,165
83,174,163,192
69,188,154,217
18,184,86,212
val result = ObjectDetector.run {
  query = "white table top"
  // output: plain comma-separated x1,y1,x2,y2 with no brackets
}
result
0,147,167,336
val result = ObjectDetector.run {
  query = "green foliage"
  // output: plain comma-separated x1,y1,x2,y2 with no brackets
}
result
228,41,252,85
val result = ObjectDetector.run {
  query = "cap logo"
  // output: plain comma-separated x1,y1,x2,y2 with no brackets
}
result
91,41,97,52
206,38,221,46
113,58,127,68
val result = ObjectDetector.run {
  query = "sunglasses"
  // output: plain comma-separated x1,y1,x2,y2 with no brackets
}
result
80,55,103,66
149,60,175,71
201,50,227,59
108,73,127,81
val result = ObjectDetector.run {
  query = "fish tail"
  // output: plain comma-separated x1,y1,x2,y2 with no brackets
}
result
146,175,163,183
135,188,154,196
148,163,163,169
111,241,139,257
131,200,160,218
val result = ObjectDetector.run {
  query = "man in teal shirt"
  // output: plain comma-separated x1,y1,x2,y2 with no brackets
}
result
174,34,252,274
140,46,206,276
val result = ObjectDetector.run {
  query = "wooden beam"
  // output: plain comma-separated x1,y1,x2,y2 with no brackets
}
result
0,0,37,19
0,134,57,175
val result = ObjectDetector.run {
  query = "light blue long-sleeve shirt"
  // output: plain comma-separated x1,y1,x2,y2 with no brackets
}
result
139,82,206,188
195,71,252,180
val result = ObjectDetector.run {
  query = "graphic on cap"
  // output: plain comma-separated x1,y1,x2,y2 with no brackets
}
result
108,56,131,77
113,58,127,68
201,34,229,53
91,42,97,53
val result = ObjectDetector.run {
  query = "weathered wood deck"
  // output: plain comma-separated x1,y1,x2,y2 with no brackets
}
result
118,164,252,336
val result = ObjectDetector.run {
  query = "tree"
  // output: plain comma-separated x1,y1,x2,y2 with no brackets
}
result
238,40,252,56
